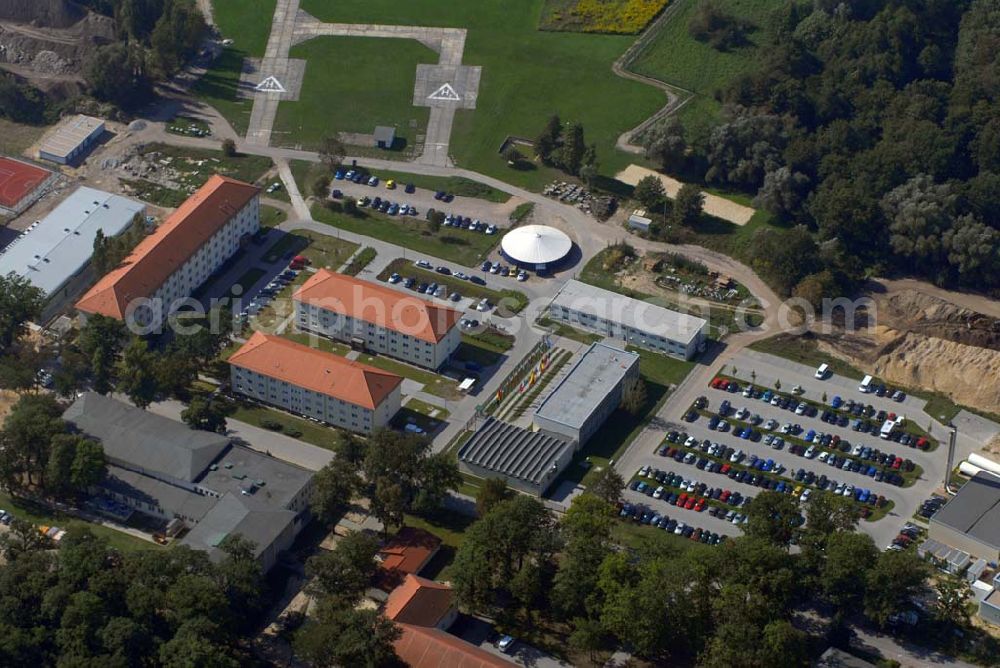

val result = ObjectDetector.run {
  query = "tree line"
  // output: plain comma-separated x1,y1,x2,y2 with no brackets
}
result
642,0,1000,298
439,467,986,667
0,526,265,666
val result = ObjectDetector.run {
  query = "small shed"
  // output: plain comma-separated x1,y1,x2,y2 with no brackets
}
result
627,209,652,233
374,126,396,149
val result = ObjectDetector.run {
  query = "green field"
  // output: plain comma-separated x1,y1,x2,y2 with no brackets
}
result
274,37,437,152
311,204,498,267
0,492,161,554
262,228,359,268
226,399,344,450
297,0,664,188
260,204,288,227
630,0,779,141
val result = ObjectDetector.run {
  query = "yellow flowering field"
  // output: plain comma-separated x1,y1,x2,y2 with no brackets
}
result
539,0,670,34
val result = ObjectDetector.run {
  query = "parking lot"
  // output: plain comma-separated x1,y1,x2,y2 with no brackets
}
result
329,169,514,234
619,350,951,548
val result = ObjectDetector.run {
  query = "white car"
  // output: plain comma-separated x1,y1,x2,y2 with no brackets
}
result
800,489,812,502
497,635,516,653
843,484,855,498
818,451,829,463
517,271,528,282
476,300,492,312
415,259,432,269
795,402,808,415
764,419,778,430
729,449,744,463
804,446,816,459
638,465,650,478
735,407,749,420
742,386,753,398
684,436,697,448
653,486,665,499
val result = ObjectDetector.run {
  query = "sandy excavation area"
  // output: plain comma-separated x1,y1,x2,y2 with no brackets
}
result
615,164,756,226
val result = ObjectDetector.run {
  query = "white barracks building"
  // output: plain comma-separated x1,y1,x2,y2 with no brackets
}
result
228,332,403,434
294,271,462,370
76,175,259,327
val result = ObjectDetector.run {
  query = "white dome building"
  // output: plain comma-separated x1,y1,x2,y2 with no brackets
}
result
500,225,572,271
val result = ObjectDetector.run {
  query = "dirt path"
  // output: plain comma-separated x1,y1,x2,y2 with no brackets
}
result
870,277,1000,320
616,164,756,225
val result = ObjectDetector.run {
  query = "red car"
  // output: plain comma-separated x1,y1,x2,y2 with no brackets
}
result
684,496,697,510
892,457,902,470
691,528,703,542
720,464,731,474
676,493,688,506
916,437,929,450
719,489,731,503
694,498,706,512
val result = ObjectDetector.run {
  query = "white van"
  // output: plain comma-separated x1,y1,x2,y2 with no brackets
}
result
814,363,829,379
880,419,895,440
859,375,873,393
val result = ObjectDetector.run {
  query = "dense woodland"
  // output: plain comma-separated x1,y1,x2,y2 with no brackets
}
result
643,0,1000,296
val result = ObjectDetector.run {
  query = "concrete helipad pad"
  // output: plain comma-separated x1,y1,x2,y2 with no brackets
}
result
413,64,481,109
238,58,307,101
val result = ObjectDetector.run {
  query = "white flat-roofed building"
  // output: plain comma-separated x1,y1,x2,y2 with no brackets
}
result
533,342,640,445
0,186,144,320
548,279,707,360
39,115,105,165
294,270,462,370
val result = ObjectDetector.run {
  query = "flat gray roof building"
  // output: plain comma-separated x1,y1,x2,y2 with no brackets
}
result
534,342,640,445
458,417,573,496
39,115,105,164
929,471,1000,561
63,393,313,571
548,279,707,359
0,186,143,300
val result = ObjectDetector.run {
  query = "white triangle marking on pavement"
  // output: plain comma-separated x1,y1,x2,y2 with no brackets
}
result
428,82,461,101
255,76,286,93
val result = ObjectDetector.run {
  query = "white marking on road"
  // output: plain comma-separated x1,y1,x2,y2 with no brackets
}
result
256,76,287,93
428,82,461,101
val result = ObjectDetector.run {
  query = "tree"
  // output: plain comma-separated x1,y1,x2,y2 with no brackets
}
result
688,0,754,51
115,337,162,409
743,491,801,548
705,110,786,190
319,137,345,170
0,272,44,352
671,183,705,227
452,495,558,614
535,114,562,162
312,174,332,199
559,123,586,175
0,393,64,491
943,214,1000,285
552,494,615,618
476,477,511,517
633,175,667,211
587,466,625,506
86,41,152,109
643,116,688,173
864,550,929,628
220,138,236,157
310,459,362,526
881,174,955,272
934,574,972,627
569,617,606,665
754,166,810,222
306,532,378,606
821,532,878,612
181,395,229,433
295,602,400,668
79,315,127,394
774,379,781,391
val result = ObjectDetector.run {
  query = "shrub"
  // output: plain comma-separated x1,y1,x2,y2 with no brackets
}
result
260,419,283,432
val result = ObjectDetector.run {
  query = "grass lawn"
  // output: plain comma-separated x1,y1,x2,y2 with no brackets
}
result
312,204,498,267
454,330,515,368
365,168,511,203
612,518,706,553
627,345,695,386
377,258,528,312
536,315,604,344
226,399,344,450
0,491,161,553
342,246,377,275
630,0,778,142
283,328,353,355
0,118,46,156
403,398,450,419
263,228,359,268
274,37,437,153
260,205,288,228
290,159,326,196
166,115,212,137
401,510,475,580
356,353,462,401
298,0,665,189
192,0,276,136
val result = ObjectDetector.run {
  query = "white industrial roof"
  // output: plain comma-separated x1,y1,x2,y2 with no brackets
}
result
501,224,572,265
0,186,143,296
551,279,707,345
534,342,639,432
39,115,104,159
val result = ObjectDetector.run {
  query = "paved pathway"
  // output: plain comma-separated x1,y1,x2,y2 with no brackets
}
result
246,0,302,147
